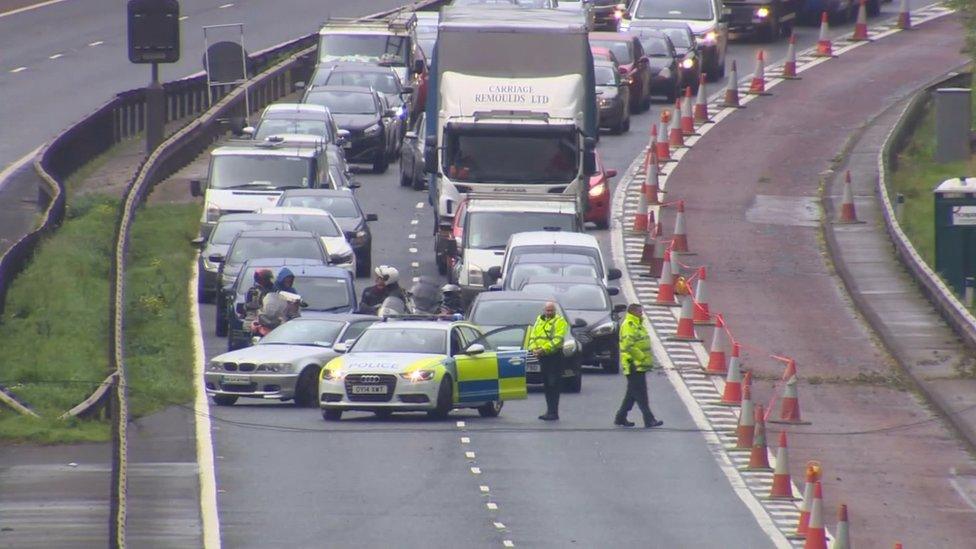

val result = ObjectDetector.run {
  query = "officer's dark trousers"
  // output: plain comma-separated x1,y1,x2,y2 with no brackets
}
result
539,355,561,415
617,372,656,423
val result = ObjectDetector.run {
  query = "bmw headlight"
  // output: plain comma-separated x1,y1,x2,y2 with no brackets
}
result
364,124,381,137
592,322,616,337
257,363,293,373
681,58,695,69
400,370,436,382
208,360,223,372
755,6,770,18
205,202,221,223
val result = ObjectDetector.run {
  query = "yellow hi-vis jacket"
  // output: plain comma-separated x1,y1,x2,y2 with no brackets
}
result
527,314,569,357
619,312,653,375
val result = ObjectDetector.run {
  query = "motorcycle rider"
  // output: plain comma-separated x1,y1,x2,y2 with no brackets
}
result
274,267,299,296
242,269,275,328
360,265,406,313
254,291,302,336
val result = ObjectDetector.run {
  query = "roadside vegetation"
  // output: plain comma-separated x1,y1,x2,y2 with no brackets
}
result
0,188,200,443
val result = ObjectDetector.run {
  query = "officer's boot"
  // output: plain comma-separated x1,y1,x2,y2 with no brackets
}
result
643,414,664,428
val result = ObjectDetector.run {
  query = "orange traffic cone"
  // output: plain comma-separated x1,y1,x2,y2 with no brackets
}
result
694,74,711,123
790,461,823,539
670,200,691,254
719,343,744,406
748,50,770,96
644,149,663,205
836,171,862,223
770,359,811,425
692,267,712,324
654,249,679,306
721,60,742,108
831,504,850,549
669,100,685,148
852,0,869,40
639,216,661,262
680,87,696,135
639,223,666,277
816,12,834,57
704,315,729,375
768,431,797,500
655,117,671,161
897,0,911,30
742,404,773,471
730,372,755,447
632,183,649,233
782,33,800,79
668,296,702,341
804,482,827,549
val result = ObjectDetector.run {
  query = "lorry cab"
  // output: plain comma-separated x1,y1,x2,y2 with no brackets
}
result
317,12,428,113
191,139,331,239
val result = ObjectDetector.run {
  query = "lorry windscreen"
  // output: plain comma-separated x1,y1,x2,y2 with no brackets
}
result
211,156,314,190
465,212,576,249
319,34,408,66
444,129,577,184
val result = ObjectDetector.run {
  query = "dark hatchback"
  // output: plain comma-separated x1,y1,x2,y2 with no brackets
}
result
310,63,414,128
303,86,398,174
275,189,378,277
632,21,701,93
634,30,681,102
594,59,630,134
588,32,653,113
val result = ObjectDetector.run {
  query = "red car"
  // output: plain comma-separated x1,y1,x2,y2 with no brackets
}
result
587,152,617,229
589,32,653,113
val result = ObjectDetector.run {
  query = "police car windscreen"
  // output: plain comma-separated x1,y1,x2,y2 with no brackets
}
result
299,278,352,311
211,156,314,189
635,0,713,21
466,212,576,249
278,196,360,218
258,319,345,346
286,215,342,237
254,119,329,141
471,300,547,326
306,90,376,115
444,130,577,184
319,34,409,66
212,220,291,245
228,237,322,264
353,328,446,354
521,282,609,311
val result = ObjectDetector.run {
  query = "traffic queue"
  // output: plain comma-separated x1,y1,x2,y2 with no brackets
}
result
194,0,753,426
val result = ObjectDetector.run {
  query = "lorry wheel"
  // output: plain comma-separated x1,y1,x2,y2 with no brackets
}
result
478,400,503,418
213,395,238,406
428,377,453,419
322,409,342,421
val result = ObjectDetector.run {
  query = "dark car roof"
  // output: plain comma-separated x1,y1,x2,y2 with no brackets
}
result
232,229,319,239
278,188,356,198
629,20,693,33
472,290,557,302
307,85,376,95
215,213,292,223
520,275,605,287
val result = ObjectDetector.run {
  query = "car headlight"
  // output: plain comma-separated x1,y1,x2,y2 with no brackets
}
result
592,322,616,337
701,31,718,45
321,368,345,381
599,98,612,107
330,251,355,265
364,124,381,136
755,6,770,18
257,363,293,373
467,266,483,286
208,360,223,372
205,203,221,223
400,369,436,382
681,58,695,69
589,183,606,198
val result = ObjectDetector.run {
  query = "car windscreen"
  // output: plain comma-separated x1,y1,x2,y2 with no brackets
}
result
254,119,330,141
211,220,291,245
323,71,399,95
509,263,600,290
283,214,342,237
259,319,345,346
300,277,353,311
594,65,619,86
589,39,633,64
444,130,577,184
636,0,713,21
659,28,692,48
305,90,376,115
639,36,672,57
352,328,446,353
319,34,409,66
210,156,314,190
521,283,609,311
465,213,576,249
470,300,547,326
510,248,603,274
277,195,360,218
227,237,322,265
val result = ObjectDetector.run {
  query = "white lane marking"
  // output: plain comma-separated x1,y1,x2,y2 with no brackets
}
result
219,2,234,8
949,468,976,512
486,502,498,510
189,260,222,549
48,53,62,59
179,15,189,21
494,522,506,529
88,40,103,47
0,0,70,18
408,234,416,240
465,451,476,459
416,202,424,209
410,219,418,225
503,541,515,547
460,436,470,444
409,247,418,253
9,66,27,73
471,467,482,475
480,485,490,493
411,261,420,268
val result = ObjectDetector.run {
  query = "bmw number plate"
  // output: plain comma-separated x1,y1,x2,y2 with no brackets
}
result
351,385,388,394
223,375,250,385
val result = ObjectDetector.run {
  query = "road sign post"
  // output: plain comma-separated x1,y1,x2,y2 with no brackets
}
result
127,0,181,154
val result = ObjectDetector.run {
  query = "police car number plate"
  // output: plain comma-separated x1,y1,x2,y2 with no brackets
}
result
351,385,388,394
223,375,250,385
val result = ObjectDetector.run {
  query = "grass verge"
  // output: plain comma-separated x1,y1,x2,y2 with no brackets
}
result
0,193,200,443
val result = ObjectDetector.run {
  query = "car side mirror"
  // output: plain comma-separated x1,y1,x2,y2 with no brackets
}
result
464,343,485,355
366,213,378,222
606,168,617,178
613,304,627,314
424,136,438,173
413,58,425,74
607,287,620,296
487,284,503,292
333,342,349,354
294,81,306,90
404,131,418,140
190,179,202,197
618,66,629,75
191,236,206,248
607,268,622,281
583,137,597,176
487,266,502,280
208,253,224,263
573,318,587,328
336,129,350,144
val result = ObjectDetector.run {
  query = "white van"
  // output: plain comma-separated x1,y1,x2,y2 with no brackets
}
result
486,231,621,290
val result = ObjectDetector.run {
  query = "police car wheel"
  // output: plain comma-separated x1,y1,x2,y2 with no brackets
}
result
478,400,503,418
428,377,453,419
322,409,343,421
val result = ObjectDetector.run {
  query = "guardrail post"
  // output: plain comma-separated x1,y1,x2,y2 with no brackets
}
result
895,193,905,221
966,277,975,308
146,63,165,153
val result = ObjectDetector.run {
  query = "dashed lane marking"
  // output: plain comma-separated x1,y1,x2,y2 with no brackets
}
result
48,53,62,59
480,485,490,493
503,541,515,547
9,66,26,73
409,247,418,254
465,451,476,459
179,15,188,21
471,467,482,475
416,201,424,209
88,40,103,47
410,219,419,225
486,502,498,511
0,0,70,18
461,436,470,444
219,2,234,8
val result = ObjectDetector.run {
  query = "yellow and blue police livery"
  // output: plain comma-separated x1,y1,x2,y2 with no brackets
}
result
318,320,527,420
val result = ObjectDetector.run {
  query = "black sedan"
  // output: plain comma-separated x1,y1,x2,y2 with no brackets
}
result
634,30,681,102
594,59,630,134
632,21,701,93
303,86,398,174
275,189,378,278
399,112,427,190
309,63,414,131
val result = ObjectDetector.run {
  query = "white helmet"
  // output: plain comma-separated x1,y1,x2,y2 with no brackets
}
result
441,284,461,294
374,265,399,285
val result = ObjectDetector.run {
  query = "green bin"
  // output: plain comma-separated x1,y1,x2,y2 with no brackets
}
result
934,177,976,295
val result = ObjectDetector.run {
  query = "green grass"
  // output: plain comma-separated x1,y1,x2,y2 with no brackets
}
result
0,192,201,443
